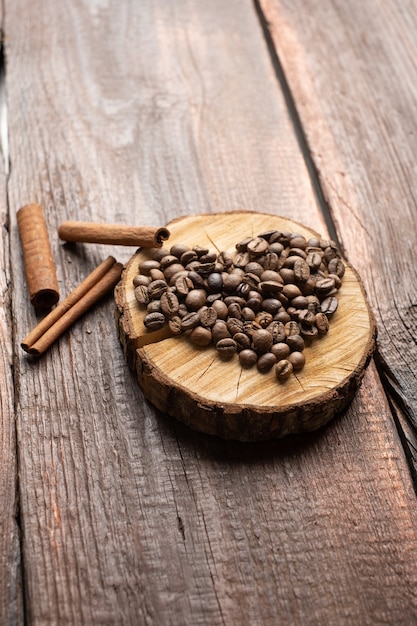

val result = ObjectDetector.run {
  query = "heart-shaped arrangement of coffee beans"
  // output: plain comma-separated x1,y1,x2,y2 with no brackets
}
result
132,229,344,381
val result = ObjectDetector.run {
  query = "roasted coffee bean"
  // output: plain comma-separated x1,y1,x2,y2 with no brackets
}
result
320,296,338,315
291,295,309,309
139,259,161,275
217,250,233,269
267,321,286,343
239,349,258,368
328,258,345,277
279,268,295,284
243,272,261,289
252,328,273,354
133,274,151,287
160,291,180,317
316,277,336,295
223,296,246,308
235,237,252,252
288,247,307,260
288,351,306,371
323,245,339,263
180,250,199,266
308,237,321,248
206,272,223,292
255,312,273,328
268,242,284,255
175,275,194,296
245,261,264,276
286,334,305,352
195,261,216,276
271,342,291,360
262,298,281,315
328,273,342,289
185,289,207,310
147,300,162,313
199,252,217,264
258,230,278,242
259,280,283,296
289,235,307,249
187,271,205,289
234,252,251,268
262,252,280,271
164,263,186,282
212,320,231,343
241,307,256,321
181,311,201,330
300,324,319,340
169,243,189,259
168,316,183,335
257,352,276,373
134,285,150,305
147,279,168,300
206,292,223,305
227,317,244,336
216,338,238,359
274,311,291,324
287,306,299,320
247,237,269,256
275,359,293,380
285,321,300,337
228,302,242,319
150,247,170,261
282,283,302,299
149,268,166,282
178,303,188,318
235,282,251,298
223,272,242,292
189,326,212,346
143,312,166,330
193,245,209,257
315,312,330,335
199,306,218,328
293,258,310,281
246,291,263,312
298,309,316,326
233,332,251,351
160,254,179,269
211,300,228,320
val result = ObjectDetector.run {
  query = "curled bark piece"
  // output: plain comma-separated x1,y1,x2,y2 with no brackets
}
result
17,203,59,310
58,221,170,248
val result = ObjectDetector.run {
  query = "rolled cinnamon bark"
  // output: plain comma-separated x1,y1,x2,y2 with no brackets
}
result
24,260,123,356
21,255,117,352
17,203,60,310
58,221,170,248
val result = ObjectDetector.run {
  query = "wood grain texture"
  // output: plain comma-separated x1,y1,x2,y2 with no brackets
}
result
259,0,417,432
116,212,376,440
0,4,23,620
4,0,417,624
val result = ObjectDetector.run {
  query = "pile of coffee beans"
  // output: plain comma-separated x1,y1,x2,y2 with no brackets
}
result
132,230,345,381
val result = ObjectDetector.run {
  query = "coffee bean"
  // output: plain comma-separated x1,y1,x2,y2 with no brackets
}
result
212,320,231,343
241,307,256,321
206,272,223,292
247,237,269,256
139,259,161,275
216,338,238,359
211,300,228,320
185,289,207,310
180,250,199,266
267,321,286,343
147,300,162,313
133,274,151,287
262,298,281,315
227,317,244,336
168,316,183,335
181,311,201,330
257,352,277,373
160,291,180,317
233,332,251,351
143,312,166,330
288,351,306,371
315,312,330,335
255,312,273,328
239,349,258,368
134,285,150,305
286,334,305,352
217,250,233,270
293,258,310,281
252,329,273,354
147,279,168,300
164,263,186,282
199,306,218,328
271,342,291,360
328,258,345,277
193,245,209,257
285,321,300,337
316,278,336,295
320,296,338,315
275,359,293,380
189,326,212,346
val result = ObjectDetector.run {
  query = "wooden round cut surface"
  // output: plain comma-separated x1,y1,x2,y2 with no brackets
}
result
115,212,377,441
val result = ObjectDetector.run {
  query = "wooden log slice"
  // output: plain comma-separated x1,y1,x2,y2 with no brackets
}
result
115,212,377,441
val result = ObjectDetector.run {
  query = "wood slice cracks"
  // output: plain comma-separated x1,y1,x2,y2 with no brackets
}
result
115,212,377,440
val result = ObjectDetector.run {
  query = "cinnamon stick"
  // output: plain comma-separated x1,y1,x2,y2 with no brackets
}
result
17,203,60,310
22,258,123,356
58,221,170,248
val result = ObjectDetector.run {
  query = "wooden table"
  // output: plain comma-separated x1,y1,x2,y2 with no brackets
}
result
2,1,417,623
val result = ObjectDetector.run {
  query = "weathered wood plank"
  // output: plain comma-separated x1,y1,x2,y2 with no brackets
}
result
259,0,417,432
5,0,417,624
0,7,23,623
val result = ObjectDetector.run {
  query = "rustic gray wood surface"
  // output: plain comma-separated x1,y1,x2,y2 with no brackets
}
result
2,0,417,624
